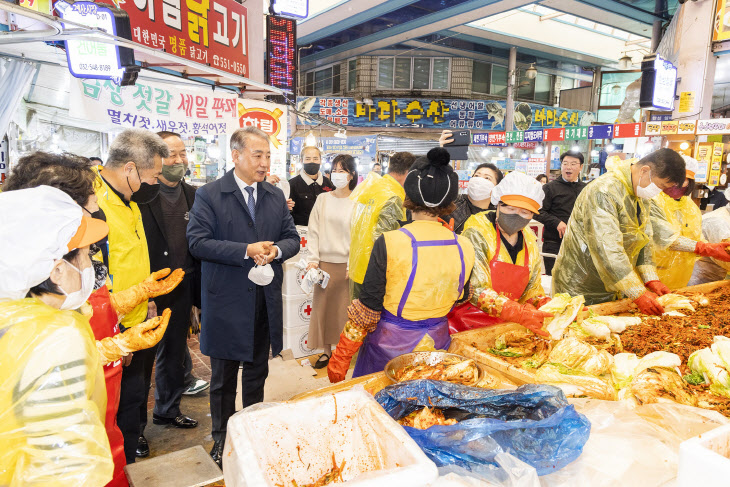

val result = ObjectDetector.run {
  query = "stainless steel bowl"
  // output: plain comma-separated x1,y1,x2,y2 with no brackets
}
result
384,351,484,384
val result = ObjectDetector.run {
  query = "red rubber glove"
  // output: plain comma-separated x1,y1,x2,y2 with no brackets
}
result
536,296,552,308
499,300,552,338
695,242,730,262
645,280,670,296
634,291,664,316
327,333,362,383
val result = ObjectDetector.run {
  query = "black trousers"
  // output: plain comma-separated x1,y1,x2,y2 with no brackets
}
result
543,240,562,276
117,344,156,464
209,287,270,442
148,277,193,421
183,344,195,387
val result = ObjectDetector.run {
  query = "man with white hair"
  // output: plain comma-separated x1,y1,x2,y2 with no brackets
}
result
92,128,168,464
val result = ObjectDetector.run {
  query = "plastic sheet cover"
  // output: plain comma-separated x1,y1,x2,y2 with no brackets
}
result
541,398,728,486
0,298,112,487
375,381,590,475
690,207,730,285
650,192,703,289
553,159,654,304
348,173,406,286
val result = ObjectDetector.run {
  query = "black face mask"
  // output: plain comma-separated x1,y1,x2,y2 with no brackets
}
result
303,163,320,176
497,211,531,236
128,166,160,204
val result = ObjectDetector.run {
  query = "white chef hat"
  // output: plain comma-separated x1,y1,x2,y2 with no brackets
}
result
682,155,698,180
0,186,109,300
491,171,545,214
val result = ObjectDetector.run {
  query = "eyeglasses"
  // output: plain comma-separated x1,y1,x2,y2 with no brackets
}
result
561,162,581,168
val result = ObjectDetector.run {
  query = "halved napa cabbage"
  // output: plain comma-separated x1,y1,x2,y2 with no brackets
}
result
656,293,696,313
583,349,614,376
630,366,696,406
688,348,730,398
587,316,643,334
611,353,640,390
535,363,617,400
539,293,585,340
570,319,611,341
546,336,596,369
711,336,730,371
635,351,681,373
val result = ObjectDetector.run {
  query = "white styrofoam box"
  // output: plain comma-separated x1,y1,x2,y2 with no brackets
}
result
295,225,309,257
678,423,730,486
282,324,321,359
223,388,439,487
282,261,307,296
283,293,313,329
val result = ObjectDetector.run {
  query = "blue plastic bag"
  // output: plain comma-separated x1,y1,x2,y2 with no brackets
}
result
375,381,591,476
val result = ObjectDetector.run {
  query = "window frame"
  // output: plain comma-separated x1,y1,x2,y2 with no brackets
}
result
376,56,451,91
302,62,341,96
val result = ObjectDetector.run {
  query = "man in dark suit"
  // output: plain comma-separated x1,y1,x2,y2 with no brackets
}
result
137,131,200,458
187,126,299,467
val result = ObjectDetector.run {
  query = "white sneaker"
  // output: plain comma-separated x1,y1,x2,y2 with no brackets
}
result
183,378,210,395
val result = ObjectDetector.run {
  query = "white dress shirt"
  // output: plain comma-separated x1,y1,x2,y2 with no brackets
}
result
234,172,282,261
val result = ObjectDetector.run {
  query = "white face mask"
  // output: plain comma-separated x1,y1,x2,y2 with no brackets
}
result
330,172,350,189
636,170,662,199
467,177,495,201
248,264,274,286
59,259,95,310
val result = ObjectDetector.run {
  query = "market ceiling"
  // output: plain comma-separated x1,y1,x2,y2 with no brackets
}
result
299,0,677,74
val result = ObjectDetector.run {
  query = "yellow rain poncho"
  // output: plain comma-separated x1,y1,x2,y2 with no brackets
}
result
553,159,658,304
689,206,730,285
650,192,703,289
0,298,113,487
463,211,545,313
348,173,406,294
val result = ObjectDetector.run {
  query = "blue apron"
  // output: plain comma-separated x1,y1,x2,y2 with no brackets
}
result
352,227,465,377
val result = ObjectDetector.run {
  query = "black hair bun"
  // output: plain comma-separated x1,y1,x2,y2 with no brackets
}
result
427,147,450,167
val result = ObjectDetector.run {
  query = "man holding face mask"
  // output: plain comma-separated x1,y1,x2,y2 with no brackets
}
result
553,149,687,312
92,128,170,465
137,131,201,458
288,146,335,225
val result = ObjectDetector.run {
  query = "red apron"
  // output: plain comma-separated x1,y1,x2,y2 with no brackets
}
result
88,285,128,487
448,227,531,334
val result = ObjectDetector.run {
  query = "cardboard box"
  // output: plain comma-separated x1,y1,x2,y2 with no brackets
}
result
283,293,313,329
282,261,307,296
282,324,321,359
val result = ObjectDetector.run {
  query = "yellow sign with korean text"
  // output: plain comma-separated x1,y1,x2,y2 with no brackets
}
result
709,142,724,186
677,121,697,135
644,122,662,136
660,121,678,135
679,92,695,113
715,0,730,42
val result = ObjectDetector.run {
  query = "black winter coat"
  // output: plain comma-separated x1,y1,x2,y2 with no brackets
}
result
534,178,587,245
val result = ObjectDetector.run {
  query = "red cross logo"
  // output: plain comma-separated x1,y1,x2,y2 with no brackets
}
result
304,304,312,316
300,237,307,247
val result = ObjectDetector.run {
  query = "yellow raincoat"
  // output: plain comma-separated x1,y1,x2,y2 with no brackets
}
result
349,173,406,288
463,211,545,313
94,166,151,328
553,159,657,304
0,299,113,487
650,192,703,289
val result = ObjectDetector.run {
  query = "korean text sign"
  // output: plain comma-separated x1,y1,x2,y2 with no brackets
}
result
297,96,590,131
98,0,249,77
69,78,239,136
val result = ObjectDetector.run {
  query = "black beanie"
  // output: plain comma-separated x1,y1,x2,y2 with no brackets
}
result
404,147,459,209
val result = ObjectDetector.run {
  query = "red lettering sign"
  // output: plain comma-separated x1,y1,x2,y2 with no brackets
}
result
613,123,643,138
98,0,249,78
543,128,565,142
487,132,506,145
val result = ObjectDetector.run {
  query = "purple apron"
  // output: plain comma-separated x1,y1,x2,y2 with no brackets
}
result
352,227,465,378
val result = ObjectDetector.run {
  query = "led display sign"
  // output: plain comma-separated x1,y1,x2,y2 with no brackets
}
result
267,15,296,97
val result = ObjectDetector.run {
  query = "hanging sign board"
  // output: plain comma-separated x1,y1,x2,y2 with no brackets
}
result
714,0,730,42
542,128,565,142
506,131,524,143
660,121,678,135
523,129,543,142
588,125,613,139
472,132,489,145
56,0,137,85
272,0,308,19
238,99,288,177
513,142,538,149
696,119,730,135
267,16,297,98
709,142,725,186
644,122,662,136
639,54,677,111
565,126,590,140
487,132,506,146
677,121,697,135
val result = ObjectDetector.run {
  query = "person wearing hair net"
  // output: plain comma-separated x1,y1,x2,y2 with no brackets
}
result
328,148,475,382
553,149,687,313
651,156,730,289
688,186,730,285
0,186,115,486
447,171,553,337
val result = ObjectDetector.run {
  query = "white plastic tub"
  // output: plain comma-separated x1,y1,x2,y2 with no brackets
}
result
223,388,439,487
677,423,730,486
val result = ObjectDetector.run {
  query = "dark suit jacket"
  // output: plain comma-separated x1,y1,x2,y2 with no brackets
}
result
139,181,201,309
186,170,299,362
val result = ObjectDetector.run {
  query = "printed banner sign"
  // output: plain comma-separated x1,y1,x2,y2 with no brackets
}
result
289,137,377,166
697,119,730,135
524,129,543,142
472,132,489,144
69,78,239,136
644,122,662,136
564,126,590,140
613,123,642,138
97,0,249,77
542,128,565,142
588,124,613,139
506,131,524,144
677,121,697,135
297,97,592,131
513,142,538,149
238,99,288,177
660,121,678,135
487,132,506,146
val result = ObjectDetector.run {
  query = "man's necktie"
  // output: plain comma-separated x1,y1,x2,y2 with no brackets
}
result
245,186,256,225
